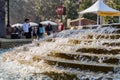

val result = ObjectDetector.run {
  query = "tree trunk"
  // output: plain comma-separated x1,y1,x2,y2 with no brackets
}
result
0,0,6,37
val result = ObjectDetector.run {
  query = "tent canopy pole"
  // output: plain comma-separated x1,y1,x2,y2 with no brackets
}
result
79,14,81,26
119,16,120,23
97,14,99,25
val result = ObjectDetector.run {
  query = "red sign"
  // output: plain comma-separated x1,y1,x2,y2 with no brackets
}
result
57,5,63,15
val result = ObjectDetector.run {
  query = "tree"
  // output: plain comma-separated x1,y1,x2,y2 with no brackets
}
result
64,0,79,20
9,0,36,24
0,0,6,37
79,0,97,21
105,0,120,23
33,0,60,21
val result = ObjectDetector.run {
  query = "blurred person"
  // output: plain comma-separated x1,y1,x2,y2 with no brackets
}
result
45,23,53,35
28,26,32,38
37,24,45,40
11,26,21,39
59,23,64,31
22,18,30,39
32,27,37,39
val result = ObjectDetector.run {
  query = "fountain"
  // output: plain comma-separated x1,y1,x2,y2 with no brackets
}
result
0,25,120,80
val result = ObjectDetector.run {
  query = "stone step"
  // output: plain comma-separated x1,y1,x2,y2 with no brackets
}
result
79,34,120,39
76,48,120,55
82,23,120,29
67,39,120,45
48,52,120,64
103,42,120,46
42,70,120,80
49,51,120,59
38,56,120,73
0,38,32,48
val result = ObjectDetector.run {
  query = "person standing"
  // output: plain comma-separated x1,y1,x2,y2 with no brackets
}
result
28,26,32,38
45,23,53,35
22,18,30,39
37,24,45,40
32,27,37,39
59,23,64,31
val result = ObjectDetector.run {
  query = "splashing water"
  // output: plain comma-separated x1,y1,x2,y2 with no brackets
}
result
0,25,120,80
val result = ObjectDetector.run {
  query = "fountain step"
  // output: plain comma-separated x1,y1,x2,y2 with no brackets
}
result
82,24,120,29
38,56,120,73
48,52,120,64
67,39,120,47
78,34,120,39
76,48,120,54
49,51,120,59
103,42,120,46
67,39,120,45
42,70,119,80
62,70,117,79
68,39,120,45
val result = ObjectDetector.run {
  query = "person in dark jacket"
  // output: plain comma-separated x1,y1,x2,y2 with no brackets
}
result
45,23,53,35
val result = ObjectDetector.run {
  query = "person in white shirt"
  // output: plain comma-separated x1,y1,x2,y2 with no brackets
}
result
22,18,30,39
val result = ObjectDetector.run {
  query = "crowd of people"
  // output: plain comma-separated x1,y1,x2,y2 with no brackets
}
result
10,18,64,40
22,18,55,40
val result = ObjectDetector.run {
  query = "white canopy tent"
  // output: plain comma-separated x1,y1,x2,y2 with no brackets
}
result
11,23,23,28
11,22,38,28
79,0,120,25
40,20,58,26
29,22,38,27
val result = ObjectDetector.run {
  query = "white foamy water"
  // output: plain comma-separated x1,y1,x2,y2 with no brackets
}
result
0,25,120,80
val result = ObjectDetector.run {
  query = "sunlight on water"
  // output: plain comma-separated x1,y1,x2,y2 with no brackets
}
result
0,25,120,79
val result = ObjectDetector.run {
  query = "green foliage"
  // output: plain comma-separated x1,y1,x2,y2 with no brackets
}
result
79,0,97,21
9,0,120,24
9,0,60,24
105,0,120,23
33,0,59,21
64,0,79,20
9,0,36,23
79,0,93,11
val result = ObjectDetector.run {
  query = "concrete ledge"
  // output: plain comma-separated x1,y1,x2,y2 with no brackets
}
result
0,38,32,49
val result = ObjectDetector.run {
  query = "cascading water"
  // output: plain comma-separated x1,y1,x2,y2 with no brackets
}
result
0,25,120,80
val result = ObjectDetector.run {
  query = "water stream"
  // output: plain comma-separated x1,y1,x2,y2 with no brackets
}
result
0,25,120,80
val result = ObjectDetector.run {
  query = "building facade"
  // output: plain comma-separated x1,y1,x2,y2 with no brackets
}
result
68,18,96,28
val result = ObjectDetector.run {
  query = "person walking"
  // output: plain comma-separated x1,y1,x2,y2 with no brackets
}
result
22,18,30,39
37,23,45,40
